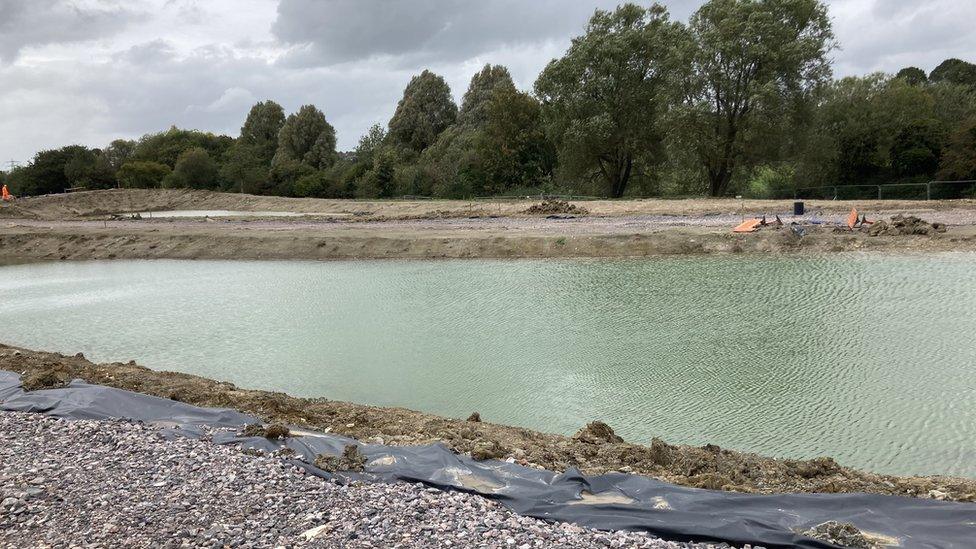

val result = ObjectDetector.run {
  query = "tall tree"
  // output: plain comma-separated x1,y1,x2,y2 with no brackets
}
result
930,58,976,87
239,100,286,162
680,0,834,196
535,3,683,198
937,118,976,181
458,64,516,126
388,70,458,152
273,105,337,170
102,139,137,172
896,67,928,86
166,147,219,189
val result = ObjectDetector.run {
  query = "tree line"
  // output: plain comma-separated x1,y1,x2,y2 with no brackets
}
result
4,0,976,200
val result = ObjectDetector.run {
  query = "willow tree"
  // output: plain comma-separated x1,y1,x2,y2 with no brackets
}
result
680,0,834,196
535,3,684,198
388,70,458,152
458,64,516,127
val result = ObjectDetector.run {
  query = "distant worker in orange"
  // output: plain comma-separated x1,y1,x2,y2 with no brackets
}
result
1,184,12,201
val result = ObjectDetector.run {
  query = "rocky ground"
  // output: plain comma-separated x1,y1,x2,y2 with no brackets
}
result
4,344,976,503
0,411,735,549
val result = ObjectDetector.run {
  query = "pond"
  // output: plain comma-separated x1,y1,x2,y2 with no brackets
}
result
1,256,974,477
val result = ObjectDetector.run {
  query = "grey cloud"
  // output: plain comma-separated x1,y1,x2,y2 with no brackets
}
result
0,0,146,63
270,0,698,67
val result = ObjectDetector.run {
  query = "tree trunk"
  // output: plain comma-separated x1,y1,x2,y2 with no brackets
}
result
708,168,733,197
602,152,633,199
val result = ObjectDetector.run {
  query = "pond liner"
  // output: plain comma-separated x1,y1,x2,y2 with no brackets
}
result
1,371,974,549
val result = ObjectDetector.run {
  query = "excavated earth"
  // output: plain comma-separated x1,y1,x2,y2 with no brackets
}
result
3,344,974,503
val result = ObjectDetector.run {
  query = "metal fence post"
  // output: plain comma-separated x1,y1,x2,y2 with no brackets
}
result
927,182,931,201
877,185,882,200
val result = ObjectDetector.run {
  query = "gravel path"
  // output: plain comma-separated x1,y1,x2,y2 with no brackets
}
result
0,412,733,548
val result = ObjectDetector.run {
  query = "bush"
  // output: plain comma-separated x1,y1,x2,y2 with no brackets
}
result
117,161,171,189
746,165,795,198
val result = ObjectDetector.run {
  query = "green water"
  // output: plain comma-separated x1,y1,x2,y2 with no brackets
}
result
1,256,974,477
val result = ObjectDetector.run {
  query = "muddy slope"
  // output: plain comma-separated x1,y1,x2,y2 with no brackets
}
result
2,344,974,502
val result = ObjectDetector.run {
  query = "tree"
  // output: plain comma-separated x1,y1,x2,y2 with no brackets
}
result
64,147,115,189
388,70,458,152
930,58,976,87
239,100,286,162
102,139,136,172
166,147,218,189
273,105,337,170
117,161,171,189
937,118,976,181
475,87,553,194
132,127,233,168
458,64,516,126
680,0,834,196
889,119,943,178
896,67,927,86
355,123,387,165
535,3,684,198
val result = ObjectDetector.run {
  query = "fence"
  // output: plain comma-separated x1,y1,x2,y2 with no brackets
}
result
788,180,976,201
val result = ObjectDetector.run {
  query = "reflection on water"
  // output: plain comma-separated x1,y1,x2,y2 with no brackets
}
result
1,256,974,476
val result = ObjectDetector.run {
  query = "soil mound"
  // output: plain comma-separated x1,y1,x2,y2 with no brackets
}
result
868,214,947,236
523,200,589,216
802,521,875,549
314,444,367,472
573,421,624,444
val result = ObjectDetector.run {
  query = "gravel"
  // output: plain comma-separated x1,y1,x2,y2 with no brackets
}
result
0,412,737,548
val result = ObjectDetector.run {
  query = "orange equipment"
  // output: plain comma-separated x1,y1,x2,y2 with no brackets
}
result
846,208,858,230
732,218,762,233
1,184,11,201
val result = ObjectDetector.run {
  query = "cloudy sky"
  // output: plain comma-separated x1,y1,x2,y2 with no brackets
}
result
1,0,974,164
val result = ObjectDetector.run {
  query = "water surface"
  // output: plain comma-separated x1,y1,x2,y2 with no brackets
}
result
2,256,974,477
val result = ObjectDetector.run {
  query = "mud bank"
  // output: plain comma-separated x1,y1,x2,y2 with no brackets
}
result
3,223,974,263
2,343,974,502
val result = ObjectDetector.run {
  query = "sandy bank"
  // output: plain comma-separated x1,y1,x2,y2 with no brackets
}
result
2,343,974,503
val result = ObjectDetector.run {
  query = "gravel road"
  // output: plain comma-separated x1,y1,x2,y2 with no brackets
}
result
0,412,735,548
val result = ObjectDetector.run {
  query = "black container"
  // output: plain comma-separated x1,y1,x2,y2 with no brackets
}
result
793,201,805,216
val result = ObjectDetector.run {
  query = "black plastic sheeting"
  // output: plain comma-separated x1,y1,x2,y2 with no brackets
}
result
2,370,975,548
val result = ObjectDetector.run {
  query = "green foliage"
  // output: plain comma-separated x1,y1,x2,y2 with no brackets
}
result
219,142,269,194
458,64,516,127
937,118,976,181
239,100,286,162
355,123,387,165
132,127,232,168
165,147,219,189
274,104,337,170
896,67,927,86
890,119,943,178
64,147,116,189
475,87,553,194
535,3,684,198
388,70,458,152
746,164,796,198
102,139,136,172
117,161,171,189
930,58,976,87
680,0,835,196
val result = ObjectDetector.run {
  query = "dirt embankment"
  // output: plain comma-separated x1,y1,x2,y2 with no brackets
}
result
3,343,974,502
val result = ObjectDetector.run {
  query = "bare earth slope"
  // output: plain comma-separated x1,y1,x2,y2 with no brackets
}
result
2,189,976,262
3,344,974,503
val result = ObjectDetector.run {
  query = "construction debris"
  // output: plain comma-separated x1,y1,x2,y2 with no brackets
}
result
868,215,947,236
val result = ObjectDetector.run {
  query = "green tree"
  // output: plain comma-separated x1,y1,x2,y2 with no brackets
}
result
889,119,943,178
273,105,337,170
535,3,684,198
116,161,171,189
355,123,387,165
64,147,115,189
102,139,137,172
388,70,458,152
166,147,218,189
896,67,927,86
679,0,834,196
132,127,233,168
239,100,286,162
930,58,976,87
458,64,516,126
937,118,976,181
475,87,553,194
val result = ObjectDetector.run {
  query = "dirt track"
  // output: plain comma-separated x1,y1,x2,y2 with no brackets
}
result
2,189,976,262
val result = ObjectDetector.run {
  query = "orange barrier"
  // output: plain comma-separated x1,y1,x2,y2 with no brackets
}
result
846,208,858,230
732,218,762,233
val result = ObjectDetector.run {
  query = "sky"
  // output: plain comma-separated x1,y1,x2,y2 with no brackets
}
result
0,0,974,164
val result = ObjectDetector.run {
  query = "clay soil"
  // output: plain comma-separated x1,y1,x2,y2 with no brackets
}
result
2,344,974,503
2,189,976,262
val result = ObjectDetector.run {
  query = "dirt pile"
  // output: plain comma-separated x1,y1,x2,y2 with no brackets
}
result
523,200,589,216
573,421,624,444
243,423,290,439
868,214,947,236
801,521,876,549
2,343,976,501
314,444,367,472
